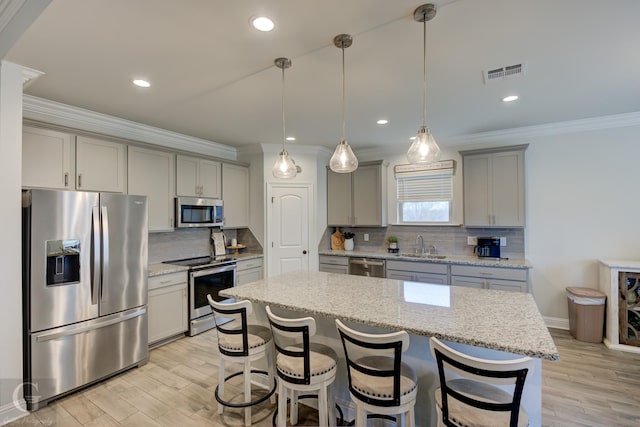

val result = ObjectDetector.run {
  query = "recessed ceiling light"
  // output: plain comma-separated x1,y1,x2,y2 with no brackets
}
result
502,95,519,102
251,16,275,32
286,136,296,141
132,79,150,88
376,119,389,125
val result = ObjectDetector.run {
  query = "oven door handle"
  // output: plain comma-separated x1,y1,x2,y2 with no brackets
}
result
190,264,236,278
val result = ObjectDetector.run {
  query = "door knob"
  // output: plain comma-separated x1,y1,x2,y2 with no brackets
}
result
302,250,307,255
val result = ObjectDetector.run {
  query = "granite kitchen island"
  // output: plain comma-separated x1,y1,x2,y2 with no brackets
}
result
222,271,558,426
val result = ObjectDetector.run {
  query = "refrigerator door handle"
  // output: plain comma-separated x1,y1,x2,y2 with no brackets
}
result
91,206,101,305
101,206,110,301
34,307,147,343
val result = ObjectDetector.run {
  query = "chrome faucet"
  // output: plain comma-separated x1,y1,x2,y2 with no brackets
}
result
415,235,425,254
427,244,437,256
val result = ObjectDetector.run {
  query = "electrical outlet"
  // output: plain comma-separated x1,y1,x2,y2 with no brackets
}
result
500,237,507,247
467,236,477,245
364,233,369,242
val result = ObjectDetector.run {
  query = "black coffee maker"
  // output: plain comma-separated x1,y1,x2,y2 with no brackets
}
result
474,237,501,258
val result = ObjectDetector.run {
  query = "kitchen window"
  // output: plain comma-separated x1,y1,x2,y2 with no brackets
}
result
396,163,454,224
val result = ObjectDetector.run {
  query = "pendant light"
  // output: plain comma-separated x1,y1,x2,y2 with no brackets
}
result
407,4,441,165
329,34,358,173
272,57,298,179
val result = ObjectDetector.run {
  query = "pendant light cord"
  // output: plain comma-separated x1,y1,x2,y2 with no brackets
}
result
341,44,346,141
281,65,287,151
422,16,427,128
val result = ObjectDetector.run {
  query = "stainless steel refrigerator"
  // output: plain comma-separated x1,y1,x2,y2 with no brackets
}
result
22,189,149,410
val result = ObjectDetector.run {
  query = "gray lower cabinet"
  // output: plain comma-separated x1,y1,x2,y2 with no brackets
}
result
450,264,528,292
319,255,349,274
148,271,188,346
386,260,449,285
236,258,264,285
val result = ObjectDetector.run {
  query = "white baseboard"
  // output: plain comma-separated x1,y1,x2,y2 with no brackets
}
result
544,316,569,330
603,338,640,355
0,399,27,426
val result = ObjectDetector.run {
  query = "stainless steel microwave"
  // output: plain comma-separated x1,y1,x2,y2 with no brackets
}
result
175,197,223,228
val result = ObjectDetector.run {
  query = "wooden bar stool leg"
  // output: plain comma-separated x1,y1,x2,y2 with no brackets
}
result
290,389,298,425
243,361,251,426
267,344,276,405
356,405,366,427
217,359,225,414
318,386,328,427
328,382,336,427
277,380,287,427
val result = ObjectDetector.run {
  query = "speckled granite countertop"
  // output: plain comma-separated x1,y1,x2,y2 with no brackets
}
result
222,271,558,360
149,253,263,277
319,249,531,269
148,263,189,277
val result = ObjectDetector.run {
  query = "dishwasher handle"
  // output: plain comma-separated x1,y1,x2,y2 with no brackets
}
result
349,258,385,266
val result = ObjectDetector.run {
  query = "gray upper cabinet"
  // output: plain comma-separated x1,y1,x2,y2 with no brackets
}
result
176,155,221,198
461,145,527,227
327,161,388,227
76,136,126,193
22,126,74,189
221,163,249,228
127,146,175,232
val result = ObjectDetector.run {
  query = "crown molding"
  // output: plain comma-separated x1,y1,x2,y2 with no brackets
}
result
238,143,332,157
21,65,43,88
0,0,51,57
443,111,640,146
22,95,238,160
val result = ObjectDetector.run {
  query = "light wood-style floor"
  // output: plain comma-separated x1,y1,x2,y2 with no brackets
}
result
7,328,640,427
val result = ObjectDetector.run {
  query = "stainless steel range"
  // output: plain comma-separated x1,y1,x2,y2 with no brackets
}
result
163,256,236,336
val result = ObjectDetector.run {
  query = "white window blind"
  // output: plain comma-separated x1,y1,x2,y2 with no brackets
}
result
395,162,454,223
397,169,453,202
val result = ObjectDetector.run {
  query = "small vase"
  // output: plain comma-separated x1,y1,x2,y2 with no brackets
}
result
344,238,354,251
390,242,397,249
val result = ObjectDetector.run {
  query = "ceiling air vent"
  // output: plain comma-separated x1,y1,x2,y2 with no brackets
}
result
483,62,526,84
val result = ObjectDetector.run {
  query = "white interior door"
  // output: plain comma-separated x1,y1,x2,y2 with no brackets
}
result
267,184,310,276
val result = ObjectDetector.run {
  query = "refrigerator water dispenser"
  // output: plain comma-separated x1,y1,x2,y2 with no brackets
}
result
46,239,80,285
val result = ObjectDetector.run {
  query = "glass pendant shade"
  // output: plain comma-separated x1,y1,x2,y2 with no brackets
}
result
330,34,358,174
329,138,358,173
408,4,441,165
272,149,297,178
272,57,297,179
407,126,441,164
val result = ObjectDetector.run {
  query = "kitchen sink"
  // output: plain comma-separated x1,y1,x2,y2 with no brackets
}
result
399,253,446,260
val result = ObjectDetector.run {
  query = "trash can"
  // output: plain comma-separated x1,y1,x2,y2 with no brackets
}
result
566,287,606,343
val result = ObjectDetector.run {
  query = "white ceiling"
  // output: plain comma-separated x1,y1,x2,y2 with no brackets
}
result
7,0,640,151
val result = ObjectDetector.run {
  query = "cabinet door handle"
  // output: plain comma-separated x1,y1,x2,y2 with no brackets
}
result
78,173,82,188
64,172,69,187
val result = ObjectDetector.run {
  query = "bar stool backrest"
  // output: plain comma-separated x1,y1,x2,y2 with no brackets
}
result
429,337,534,427
266,305,317,385
207,295,253,357
335,319,410,407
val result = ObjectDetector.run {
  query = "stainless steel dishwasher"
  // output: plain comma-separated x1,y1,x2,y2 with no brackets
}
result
349,257,386,278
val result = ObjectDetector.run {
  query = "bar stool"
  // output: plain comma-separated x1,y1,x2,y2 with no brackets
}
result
208,296,277,426
335,319,418,427
265,305,338,427
429,337,534,427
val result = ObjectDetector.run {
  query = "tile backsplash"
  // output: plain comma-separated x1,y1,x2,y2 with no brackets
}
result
148,228,262,264
319,225,524,259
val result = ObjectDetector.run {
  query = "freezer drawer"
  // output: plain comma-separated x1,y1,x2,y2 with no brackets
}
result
25,307,148,410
